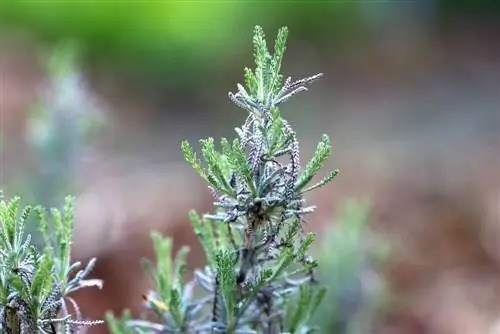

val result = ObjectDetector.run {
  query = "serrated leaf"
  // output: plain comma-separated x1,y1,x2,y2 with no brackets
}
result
168,287,183,325
30,251,54,309
296,233,316,260
190,210,216,266
299,169,339,194
150,231,172,300
244,67,257,96
215,249,237,329
295,134,332,192
270,26,288,93
174,246,189,289
181,140,208,182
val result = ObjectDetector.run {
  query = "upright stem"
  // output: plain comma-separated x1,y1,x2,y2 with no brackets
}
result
10,308,19,334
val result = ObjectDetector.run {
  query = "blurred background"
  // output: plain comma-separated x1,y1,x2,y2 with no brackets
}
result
0,1,499,333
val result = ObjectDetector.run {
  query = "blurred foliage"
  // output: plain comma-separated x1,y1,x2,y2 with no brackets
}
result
311,199,391,333
0,2,361,90
438,0,500,15
19,41,103,206
5,40,105,246
1,1,497,92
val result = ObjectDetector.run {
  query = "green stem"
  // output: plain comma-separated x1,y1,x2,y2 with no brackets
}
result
10,308,19,334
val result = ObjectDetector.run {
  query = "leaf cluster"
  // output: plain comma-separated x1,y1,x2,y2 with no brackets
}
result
0,192,103,333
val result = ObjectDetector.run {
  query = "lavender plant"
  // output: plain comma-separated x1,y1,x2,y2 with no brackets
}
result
6,40,105,248
107,25,338,334
26,40,104,204
0,192,104,332
310,200,390,334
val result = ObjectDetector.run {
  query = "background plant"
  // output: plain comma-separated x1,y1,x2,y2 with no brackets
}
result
4,40,105,248
107,25,338,334
0,192,103,332
310,199,391,334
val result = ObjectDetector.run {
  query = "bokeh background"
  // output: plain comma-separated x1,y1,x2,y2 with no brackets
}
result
1,1,499,333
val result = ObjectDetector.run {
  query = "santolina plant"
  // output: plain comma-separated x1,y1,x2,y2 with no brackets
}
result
107,25,338,333
0,193,103,333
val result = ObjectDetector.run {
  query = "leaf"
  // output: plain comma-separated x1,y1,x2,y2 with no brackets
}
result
270,26,288,93
190,210,216,266
9,274,29,301
150,231,172,300
296,233,316,260
35,206,52,254
173,246,190,289
295,134,333,192
30,251,54,311
309,286,327,320
181,140,208,182
200,138,234,196
244,67,257,96
230,138,255,194
62,195,75,262
168,287,183,325
299,169,339,194
269,247,294,281
140,258,156,288
14,205,31,249
215,249,237,329
288,285,314,333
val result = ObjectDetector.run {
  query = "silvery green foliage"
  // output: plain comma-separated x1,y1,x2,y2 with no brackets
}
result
20,40,105,213
4,40,106,254
107,25,338,334
0,192,104,333
310,200,389,334
29,40,105,155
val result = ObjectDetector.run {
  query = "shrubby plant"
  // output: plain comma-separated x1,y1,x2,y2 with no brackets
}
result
107,25,338,333
5,40,105,248
27,40,104,199
311,200,390,334
10,40,104,205
0,192,103,332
